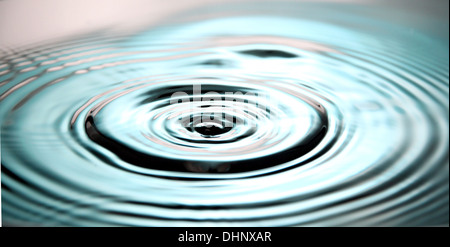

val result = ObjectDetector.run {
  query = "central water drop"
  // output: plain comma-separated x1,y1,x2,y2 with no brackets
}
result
193,122,231,137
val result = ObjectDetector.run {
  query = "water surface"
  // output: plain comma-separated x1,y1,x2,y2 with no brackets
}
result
1,1,448,226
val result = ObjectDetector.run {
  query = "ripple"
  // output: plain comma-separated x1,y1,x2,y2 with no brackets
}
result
0,4,448,226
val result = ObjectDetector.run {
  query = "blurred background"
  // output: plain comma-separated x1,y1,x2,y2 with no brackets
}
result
0,0,448,49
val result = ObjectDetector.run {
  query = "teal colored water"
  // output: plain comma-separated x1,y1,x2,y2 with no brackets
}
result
0,2,448,226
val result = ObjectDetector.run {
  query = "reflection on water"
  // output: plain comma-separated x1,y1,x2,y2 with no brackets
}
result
0,1,448,226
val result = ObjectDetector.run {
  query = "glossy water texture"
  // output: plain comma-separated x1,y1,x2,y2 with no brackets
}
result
1,3,449,226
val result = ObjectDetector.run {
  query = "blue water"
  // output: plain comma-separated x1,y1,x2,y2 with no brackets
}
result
1,2,448,226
